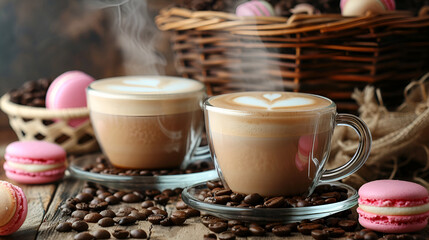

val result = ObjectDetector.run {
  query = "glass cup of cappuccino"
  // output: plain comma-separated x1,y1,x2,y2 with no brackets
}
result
87,76,205,169
204,91,371,196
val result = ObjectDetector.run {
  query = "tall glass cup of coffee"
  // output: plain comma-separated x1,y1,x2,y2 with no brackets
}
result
204,92,371,196
87,76,205,169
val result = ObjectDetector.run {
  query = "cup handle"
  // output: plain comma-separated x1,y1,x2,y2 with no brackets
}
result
319,113,372,183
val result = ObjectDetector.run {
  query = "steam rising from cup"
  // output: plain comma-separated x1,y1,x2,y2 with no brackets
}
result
85,0,166,75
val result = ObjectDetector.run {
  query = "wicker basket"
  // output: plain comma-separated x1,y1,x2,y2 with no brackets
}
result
0,94,98,154
156,8,429,111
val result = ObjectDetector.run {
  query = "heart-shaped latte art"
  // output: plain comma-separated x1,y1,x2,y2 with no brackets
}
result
124,78,160,87
108,78,195,93
233,95,314,109
263,93,281,101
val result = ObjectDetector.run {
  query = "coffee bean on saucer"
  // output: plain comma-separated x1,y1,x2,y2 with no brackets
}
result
249,225,265,236
207,181,222,190
264,196,285,208
311,229,329,240
72,221,89,232
204,233,217,240
148,214,165,224
338,220,357,232
214,195,231,205
92,229,110,239
244,193,263,205
218,231,236,240
130,229,147,239
98,217,115,227
56,222,72,232
208,221,228,233
272,225,291,237
298,223,323,235
84,213,103,223
231,225,250,237
230,193,245,202
74,232,95,240
112,229,129,239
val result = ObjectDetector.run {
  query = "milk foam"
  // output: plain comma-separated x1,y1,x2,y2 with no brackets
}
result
87,76,205,116
233,95,314,110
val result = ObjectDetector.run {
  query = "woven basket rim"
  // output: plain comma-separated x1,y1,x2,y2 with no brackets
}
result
156,7,428,34
0,93,89,119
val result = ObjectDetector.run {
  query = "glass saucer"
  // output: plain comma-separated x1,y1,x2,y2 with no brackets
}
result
182,181,358,223
68,152,218,191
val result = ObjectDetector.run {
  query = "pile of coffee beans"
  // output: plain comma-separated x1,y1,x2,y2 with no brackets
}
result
80,155,214,176
199,180,348,208
57,182,201,239
8,78,52,107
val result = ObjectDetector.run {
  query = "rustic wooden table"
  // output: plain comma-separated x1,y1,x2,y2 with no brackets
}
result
0,112,427,240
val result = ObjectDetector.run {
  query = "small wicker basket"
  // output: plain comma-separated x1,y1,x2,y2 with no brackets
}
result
156,8,429,111
0,94,98,154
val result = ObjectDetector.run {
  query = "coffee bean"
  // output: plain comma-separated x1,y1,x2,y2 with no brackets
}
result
129,210,148,220
397,234,414,240
321,192,341,200
298,223,323,235
160,217,173,226
249,225,265,236
118,216,137,226
56,222,72,232
285,223,298,232
100,209,116,218
76,203,90,211
204,233,217,240
244,193,263,205
74,232,95,240
183,208,200,218
152,209,168,217
207,181,222,190
90,197,103,205
148,214,165,224
296,200,309,207
227,220,242,228
145,189,161,198
116,207,136,217
230,193,245,202
147,206,159,211
201,215,225,227
311,229,329,240
272,225,291,237
114,191,127,199
141,200,155,208
325,217,340,227
130,229,147,239
76,193,93,203
338,220,357,232
264,196,285,208
175,201,188,210
97,192,111,200
214,195,231,205
218,231,236,240
325,198,337,204
92,229,110,239
98,217,115,227
324,227,345,237
231,225,250,237
383,234,398,240
214,189,232,196
84,213,103,223
105,195,120,205
67,218,82,223
72,221,89,232
208,221,228,233
264,222,282,232
112,229,129,239
122,193,141,203
153,194,169,205
171,211,187,226
363,232,379,240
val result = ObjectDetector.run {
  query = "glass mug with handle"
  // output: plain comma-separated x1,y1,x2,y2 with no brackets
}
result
204,91,371,196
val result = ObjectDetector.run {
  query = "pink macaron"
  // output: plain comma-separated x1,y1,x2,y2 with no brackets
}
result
3,141,67,184
0,181,28,236
236,0,275,17
357,179,429,233
340,0,395,16
46,70,94,127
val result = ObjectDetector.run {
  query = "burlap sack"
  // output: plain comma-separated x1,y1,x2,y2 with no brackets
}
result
329,73,429,189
